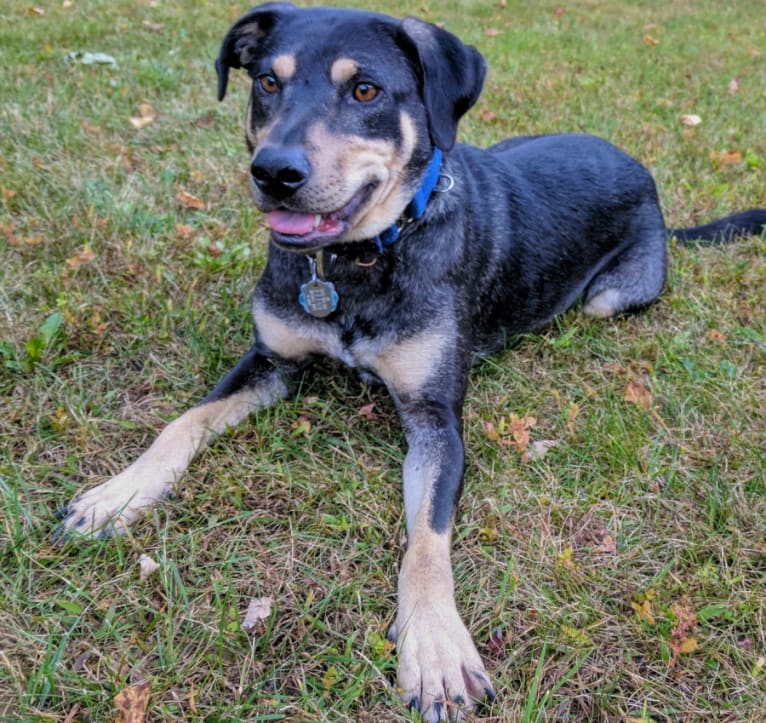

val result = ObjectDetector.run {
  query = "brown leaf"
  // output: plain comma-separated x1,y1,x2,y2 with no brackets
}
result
595,533,617,554
65,245,96,270
709,149,742,168
508,413,536,457
623,381,651,410
175,223,194,239
243,596,273,631
643,34,659,46
113,681,151,723
478,107,498,122
706,328,727,344
129,103,157,130
178,190,205,211
27,7,45,15
357,402,376,420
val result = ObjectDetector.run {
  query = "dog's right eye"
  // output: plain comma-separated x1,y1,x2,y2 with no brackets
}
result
257,74,279,94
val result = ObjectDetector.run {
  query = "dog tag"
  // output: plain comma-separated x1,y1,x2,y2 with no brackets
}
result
299,278,338,318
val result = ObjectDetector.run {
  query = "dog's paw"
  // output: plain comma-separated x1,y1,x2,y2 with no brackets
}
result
395,602,494,722
58,466,168,538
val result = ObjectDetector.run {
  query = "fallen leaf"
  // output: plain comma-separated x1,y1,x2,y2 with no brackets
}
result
1,187,17,202
66,50,117,67
643,34,659,46
27,7,45,15
595,533,617,554
142,20,165,31
527,439,557,461
478,107,498,122
746,48,761,58
709,149,742,168
678,636,698,654
558,545,578,573
706,329,727,344
129,103,156,130
243,596,273,631
484,26,502,37
177,190,205,210
508,412,536,457
138,554,159,581
624,381,651,410
175,223,194,239
65,245,96,270
632,595,656,625
680,114,702,127
728,77,740,94
113,681,151,723
553,7,566,16
206,242,224,257
357,402,376,420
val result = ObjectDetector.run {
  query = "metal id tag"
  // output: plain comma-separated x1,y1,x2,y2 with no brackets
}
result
299,279,338,318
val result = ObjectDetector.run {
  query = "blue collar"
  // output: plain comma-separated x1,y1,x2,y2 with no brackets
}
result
375,147,443,250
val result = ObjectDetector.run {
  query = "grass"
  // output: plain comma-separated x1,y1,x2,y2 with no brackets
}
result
1,0,765,720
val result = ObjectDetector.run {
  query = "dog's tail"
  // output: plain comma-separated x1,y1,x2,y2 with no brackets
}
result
670,209,766,244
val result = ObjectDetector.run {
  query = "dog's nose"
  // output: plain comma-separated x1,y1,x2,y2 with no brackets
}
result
250,146,310,199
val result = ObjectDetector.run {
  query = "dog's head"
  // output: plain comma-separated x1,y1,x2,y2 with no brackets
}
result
216,3,486,253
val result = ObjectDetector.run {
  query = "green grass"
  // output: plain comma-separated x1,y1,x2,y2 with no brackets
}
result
1,0,765,720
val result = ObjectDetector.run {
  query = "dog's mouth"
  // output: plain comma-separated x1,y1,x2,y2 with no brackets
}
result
267,183,377,252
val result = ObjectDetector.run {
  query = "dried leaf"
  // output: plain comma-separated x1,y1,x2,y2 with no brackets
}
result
177,190,205,210
27,7,45,15
558,545,578,573
624,381,651,410
478,107,498,122
243,596,273,631
680,113,702,127
643,34,659,46
65,245,96,270
706,328,727,344
113,681,151,723
595,533,617,554
175,223,194,239
138,554,159,581
527,439,557,461
632,597,655,625
129,103,157,130
357,402,376,420
728,76,740,94
709,149,742,168
678,636,698,654
484,26,502,37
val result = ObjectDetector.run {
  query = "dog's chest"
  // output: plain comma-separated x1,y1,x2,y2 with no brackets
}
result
253,297,386,370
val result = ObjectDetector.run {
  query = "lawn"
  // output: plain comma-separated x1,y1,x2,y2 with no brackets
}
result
1,0,765,720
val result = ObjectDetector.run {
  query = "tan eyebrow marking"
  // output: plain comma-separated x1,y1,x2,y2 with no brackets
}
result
272,53,297,81
330,57,359,85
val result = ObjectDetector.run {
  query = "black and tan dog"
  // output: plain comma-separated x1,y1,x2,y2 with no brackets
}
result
61,3,766,720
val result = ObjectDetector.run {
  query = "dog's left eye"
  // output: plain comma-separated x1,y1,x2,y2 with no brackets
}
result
352,82,379,102
258,74,279,94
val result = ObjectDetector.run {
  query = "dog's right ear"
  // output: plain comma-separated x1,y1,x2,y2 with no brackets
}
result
215,2,295,101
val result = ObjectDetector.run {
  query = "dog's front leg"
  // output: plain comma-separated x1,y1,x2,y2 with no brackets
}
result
59,345,291,537
392,399,494,722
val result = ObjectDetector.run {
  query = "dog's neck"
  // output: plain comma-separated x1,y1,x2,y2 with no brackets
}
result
374,147,445,251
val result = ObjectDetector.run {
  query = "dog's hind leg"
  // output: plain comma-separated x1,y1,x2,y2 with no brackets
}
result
59,346,292,537
583,209,668,318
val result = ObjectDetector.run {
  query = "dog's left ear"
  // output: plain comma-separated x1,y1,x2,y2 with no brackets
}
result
215,2,296,101
396,18,487,151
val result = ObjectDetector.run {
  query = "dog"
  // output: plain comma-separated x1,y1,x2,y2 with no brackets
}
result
60,3,766,720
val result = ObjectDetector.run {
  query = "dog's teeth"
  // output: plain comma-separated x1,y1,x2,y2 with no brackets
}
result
314,214,322,228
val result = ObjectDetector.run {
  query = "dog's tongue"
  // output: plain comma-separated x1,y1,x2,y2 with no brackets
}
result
267,210,316,236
